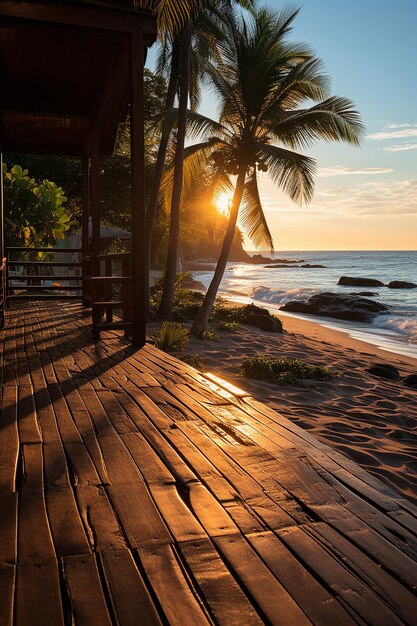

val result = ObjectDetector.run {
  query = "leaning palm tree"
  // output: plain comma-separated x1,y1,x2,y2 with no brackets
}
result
182,6,364,335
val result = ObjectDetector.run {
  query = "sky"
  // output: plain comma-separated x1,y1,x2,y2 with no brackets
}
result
148,0,417,251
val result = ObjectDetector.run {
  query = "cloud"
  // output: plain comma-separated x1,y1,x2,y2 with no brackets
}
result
384,142,417,152
317,166,393,177
386,123,412,129
367,127,417,140
264,179,417,219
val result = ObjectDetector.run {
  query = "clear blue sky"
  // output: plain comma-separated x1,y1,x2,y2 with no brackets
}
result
148,0,417,250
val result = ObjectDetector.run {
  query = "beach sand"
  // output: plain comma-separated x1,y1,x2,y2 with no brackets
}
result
173,311,417,505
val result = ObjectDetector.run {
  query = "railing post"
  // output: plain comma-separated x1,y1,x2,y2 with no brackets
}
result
130,26,146,347
81,155,90,307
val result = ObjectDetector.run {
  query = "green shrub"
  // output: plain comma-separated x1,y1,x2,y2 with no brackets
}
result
215,320,239,332
241,354,340,386
176,353,205,371
200,329,218,341
152,322,189,352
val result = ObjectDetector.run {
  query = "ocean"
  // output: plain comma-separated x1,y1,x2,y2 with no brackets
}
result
194,251,417,359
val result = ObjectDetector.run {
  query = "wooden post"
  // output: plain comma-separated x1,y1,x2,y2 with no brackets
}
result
0,152,5,322
90,131,101,337
81,155,90,307
129,27,146,347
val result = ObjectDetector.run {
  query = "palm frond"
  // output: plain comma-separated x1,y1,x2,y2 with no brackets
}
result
270,97,365,149
240,171,274,251
259,143,316,205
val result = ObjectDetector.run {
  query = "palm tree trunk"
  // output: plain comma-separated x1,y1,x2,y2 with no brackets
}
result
159,24,192,318
191,165,247,336
145,41,179,312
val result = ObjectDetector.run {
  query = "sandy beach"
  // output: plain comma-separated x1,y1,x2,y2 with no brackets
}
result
168,310,417,506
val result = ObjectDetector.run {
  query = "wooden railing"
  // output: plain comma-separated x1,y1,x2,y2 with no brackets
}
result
86,251,133,339
0,257,6,328
5,247,82,301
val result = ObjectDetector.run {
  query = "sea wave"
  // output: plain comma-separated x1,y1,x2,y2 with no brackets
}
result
250,285,315,305
372,314,417,342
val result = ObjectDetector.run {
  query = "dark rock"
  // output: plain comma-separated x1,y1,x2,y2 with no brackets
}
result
367,363,400,381
243,314,283,332
251,254,304,264
265,263,326,269
180,274,207,292
388,281,417,289
349,291,379,296
338,276,384,287
403,374,417,388
280,292,388,322
265,264,298,268
241,304,283,332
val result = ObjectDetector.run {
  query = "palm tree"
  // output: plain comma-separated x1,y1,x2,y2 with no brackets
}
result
180,6,365,335
157,0,256,318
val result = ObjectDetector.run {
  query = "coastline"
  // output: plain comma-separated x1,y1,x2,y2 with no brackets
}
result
175,301,417,505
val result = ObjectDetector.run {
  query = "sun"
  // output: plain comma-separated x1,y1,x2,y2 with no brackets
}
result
215,192,232,216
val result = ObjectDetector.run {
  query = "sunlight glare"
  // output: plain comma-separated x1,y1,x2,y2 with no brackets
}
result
215,192,232,216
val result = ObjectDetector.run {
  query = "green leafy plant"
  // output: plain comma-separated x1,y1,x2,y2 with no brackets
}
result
3,164,71,247
152,321,189,352
215,320,239,332
176,353,205,371
241,354,340,386
200,329,218,341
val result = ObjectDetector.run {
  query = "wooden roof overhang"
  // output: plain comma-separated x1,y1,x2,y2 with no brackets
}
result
0,1,156,156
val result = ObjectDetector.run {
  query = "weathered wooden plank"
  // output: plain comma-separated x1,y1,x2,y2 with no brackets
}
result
138,544,213,626
63,554,112,626
16,559,64,626
179,538,263,626
106,480,172,549
309,522,417,623
75,486,128,552
0,492,18,564
17,385,41,444
247,531,357,626
46,487,91,557
148,482,207,544
188,482,239,538
100,549,163,626
213,533,312,626
0,565,15,626
121,432,175,484
0,385,19,491
278,525,404,625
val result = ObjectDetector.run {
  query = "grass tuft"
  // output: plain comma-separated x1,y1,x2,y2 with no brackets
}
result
152,321,189,352
176,353,205,371
241,354,340,386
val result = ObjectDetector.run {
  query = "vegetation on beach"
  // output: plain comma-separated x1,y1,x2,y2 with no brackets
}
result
241,354,340,385
151,321,189,351
176,352,205,370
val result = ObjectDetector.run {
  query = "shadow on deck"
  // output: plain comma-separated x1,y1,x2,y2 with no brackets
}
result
1,301,417,625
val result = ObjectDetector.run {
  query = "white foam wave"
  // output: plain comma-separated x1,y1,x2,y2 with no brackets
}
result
372,315,417,341
250,285,315,305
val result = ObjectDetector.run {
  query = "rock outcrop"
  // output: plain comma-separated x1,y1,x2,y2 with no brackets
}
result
388,281,417,289
367,363,400,381
280,292,388,322
240,304,283,333
338,276,384,287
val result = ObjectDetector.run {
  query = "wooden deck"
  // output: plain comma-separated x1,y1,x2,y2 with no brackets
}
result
1,301,417,626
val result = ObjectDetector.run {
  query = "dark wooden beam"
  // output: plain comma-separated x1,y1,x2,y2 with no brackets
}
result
90,133,100,260
0,1,156,40
129,26,146,347
81,156,90,307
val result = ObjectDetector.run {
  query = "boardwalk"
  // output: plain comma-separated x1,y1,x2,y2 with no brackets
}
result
1,301,417,626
